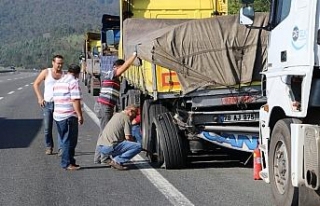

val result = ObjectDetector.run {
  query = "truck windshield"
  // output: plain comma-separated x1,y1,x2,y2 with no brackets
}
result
273,0,291,27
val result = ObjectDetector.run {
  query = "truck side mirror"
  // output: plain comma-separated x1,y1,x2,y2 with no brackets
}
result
106,30,115,47
239,6,254,25
317,30,320,45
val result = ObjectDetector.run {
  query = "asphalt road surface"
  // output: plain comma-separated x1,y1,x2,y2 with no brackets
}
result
0,71,274,206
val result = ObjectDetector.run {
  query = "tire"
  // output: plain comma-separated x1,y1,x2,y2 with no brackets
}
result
269,118,299,206
93,89,100,96
151,113,186,169
90,78,95,95
82,72,86,83
87,76,91,93
141,100,168,156
84,73,88,86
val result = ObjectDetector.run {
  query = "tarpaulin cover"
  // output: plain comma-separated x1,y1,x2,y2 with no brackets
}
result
123,13,269,94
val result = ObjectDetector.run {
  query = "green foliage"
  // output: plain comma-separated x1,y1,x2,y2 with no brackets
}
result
0,0,119,69
0,0,271,69
228,0,270,14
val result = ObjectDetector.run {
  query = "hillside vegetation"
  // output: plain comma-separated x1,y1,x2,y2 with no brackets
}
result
0,0,269,69
0,0,118,69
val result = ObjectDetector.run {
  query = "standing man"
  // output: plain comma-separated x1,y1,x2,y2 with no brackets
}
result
93,52,138,164
33,54,64,155
97,105,142,170
53,64,84,170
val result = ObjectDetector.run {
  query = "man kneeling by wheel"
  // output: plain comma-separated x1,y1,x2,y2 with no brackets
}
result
96,105,141,170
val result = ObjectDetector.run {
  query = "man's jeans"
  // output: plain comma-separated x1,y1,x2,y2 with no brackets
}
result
55,117,78,168
132,125,142,145
98,141,141,165
42,101,61,149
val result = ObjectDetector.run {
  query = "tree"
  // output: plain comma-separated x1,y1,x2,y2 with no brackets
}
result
228,0,270,14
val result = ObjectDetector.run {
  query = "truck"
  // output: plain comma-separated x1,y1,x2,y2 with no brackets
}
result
81,14,120,96
81,31,101,96
118,0,263,169
239,0,320,205
119,4,260,162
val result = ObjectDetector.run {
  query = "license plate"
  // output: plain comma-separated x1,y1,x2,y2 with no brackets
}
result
222,113,257,122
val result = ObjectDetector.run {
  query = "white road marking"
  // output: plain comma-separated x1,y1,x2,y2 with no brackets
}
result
133,155,194,206
25,84,29,87
82,103,194,206
83,104,100,126
0,97,3,100
8,91,14,94
18,87,23,90
7,79,11,81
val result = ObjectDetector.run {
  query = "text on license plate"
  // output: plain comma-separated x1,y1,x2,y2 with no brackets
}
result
222,113,257,122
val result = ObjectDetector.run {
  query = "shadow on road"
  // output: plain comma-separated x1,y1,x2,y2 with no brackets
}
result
75,151,95,156
0,117,42,149
133,148,254,170
186,148,253,169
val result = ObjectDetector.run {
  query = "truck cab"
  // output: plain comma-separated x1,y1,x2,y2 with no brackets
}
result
82,15,120,96
240,1,320,205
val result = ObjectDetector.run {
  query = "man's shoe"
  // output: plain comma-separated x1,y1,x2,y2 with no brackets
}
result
57,149,63,157
65,164,81,171
100,159,111,167
110,160,128,170
45,148,53,155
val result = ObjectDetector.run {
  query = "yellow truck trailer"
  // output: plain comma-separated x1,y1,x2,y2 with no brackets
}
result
120,0,228,97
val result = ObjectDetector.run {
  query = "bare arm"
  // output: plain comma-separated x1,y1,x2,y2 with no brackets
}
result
72,99,83,125
114,52,137,77
33,69,47,107
132,119,138,125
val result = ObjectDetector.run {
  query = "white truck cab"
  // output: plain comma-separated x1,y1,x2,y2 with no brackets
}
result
241,0,320,205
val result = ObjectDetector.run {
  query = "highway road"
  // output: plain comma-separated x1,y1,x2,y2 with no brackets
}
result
0,71,274,206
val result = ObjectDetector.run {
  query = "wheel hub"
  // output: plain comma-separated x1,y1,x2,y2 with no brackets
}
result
274,141,288,194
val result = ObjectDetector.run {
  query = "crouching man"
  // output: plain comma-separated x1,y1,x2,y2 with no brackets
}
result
97,105,141,170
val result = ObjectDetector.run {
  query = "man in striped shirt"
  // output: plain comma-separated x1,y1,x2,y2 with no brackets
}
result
53,64,84,170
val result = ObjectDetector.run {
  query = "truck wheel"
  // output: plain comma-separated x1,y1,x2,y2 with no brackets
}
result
269,118,299,206
93,89,100,96
84,73,88,86
151,113,186,169
90,79,95,95
90,79,100,96
149,119,165,167
141,100,168,158
87,77,91,93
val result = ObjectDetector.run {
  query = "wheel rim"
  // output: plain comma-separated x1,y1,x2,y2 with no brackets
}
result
155,127,164,163
141,102,149,151
150,122,163,163
273,140,289,195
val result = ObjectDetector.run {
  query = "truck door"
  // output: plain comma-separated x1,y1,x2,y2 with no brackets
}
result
266,0,316,115
267,0,315,70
